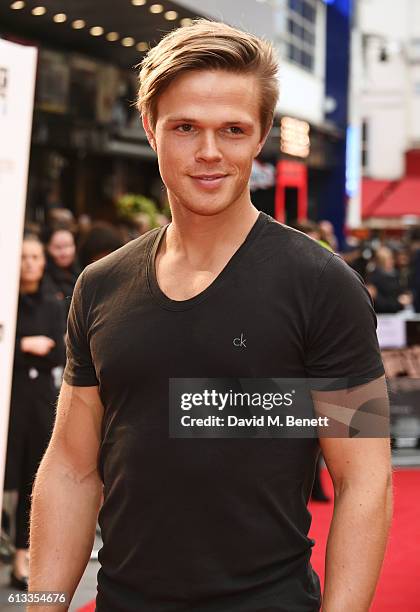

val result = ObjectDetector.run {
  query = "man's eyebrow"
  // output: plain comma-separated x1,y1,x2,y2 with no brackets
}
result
164,117,255,128
165,117,196,123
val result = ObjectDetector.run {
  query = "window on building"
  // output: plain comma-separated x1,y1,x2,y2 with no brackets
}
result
282,0,317,73
361,119,369,172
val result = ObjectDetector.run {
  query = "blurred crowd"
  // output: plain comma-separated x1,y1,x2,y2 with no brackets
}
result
24,208,420,319
295,219,420,389
294,219,420,315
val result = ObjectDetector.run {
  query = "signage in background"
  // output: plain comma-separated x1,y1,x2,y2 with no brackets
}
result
250,160,276,191
36,49,70,114
280,116,311,158
0,39,37,505
376,314,407,349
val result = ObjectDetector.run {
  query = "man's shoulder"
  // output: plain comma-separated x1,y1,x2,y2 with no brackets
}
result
257,213,334,274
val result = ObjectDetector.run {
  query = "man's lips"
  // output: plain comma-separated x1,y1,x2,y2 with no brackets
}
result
189,174,228,189
190,174,228,180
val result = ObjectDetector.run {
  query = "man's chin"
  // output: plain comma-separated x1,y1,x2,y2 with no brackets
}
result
176,199,235,217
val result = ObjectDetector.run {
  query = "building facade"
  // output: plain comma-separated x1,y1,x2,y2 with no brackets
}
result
358,0,420,223
0,0,202,225
1,0,354,243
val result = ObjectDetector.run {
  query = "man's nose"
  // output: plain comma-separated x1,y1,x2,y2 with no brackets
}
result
195,131,223,163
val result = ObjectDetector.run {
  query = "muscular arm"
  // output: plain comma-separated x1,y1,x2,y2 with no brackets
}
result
28,382,104,611
313,375,393,612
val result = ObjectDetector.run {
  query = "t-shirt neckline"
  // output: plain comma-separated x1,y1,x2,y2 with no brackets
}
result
146,211,268,311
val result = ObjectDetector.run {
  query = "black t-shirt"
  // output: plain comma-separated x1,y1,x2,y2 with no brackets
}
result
64,212,384,612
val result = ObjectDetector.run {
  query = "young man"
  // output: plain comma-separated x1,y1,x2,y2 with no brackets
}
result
29,20,392,612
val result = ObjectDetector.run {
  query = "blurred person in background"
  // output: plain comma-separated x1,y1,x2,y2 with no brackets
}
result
22,222,42,239
394,246,411,292
42,227,81,315
340,236,378,280
318,220,337,252
76,214,92,237
340,241,365,276
408,227,420,313
366,246,412,313
46,208,76,233
2,234,66,590
292,219,333,252
77,221,125,268
292,219,320,241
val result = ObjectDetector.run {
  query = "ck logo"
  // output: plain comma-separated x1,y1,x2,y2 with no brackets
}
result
233,333,247,348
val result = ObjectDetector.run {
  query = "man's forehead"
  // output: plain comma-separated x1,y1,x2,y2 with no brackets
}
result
169,68,258,88
157,70,260,120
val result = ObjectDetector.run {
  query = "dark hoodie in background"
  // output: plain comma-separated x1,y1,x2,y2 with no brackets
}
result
43,255,81,317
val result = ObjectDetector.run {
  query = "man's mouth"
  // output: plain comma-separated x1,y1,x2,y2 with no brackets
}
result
189,174,228,188
191,174,227,180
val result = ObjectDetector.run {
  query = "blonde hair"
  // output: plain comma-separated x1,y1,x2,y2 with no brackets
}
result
375,246,394,269
137,19,279,137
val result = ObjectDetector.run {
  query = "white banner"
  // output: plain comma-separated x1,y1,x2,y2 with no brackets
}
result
0,40,37,505
376,314,407,349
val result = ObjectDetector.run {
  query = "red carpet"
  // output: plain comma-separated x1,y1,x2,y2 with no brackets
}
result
78,468,420,611
308,468,420,612
78,603,95,612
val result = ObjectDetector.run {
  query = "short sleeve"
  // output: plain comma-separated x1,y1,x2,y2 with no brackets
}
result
305,254,385,388
63,271,99,387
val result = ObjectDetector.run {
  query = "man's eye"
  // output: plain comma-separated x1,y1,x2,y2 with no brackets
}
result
228,126,244,135
176,124,194,132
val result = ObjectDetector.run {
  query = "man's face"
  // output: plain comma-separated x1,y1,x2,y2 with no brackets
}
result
145,70,266,217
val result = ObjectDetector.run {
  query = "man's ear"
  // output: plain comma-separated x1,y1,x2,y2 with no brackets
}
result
254,121,273,158
254,142,264,158
142,114,156,151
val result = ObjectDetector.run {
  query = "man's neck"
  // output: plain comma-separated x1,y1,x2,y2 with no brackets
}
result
163,200,260,268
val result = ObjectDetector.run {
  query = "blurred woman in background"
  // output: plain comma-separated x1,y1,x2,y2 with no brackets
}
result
77,221,124,268
43,227,80,315
366,246,412,313
3,234,66,589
